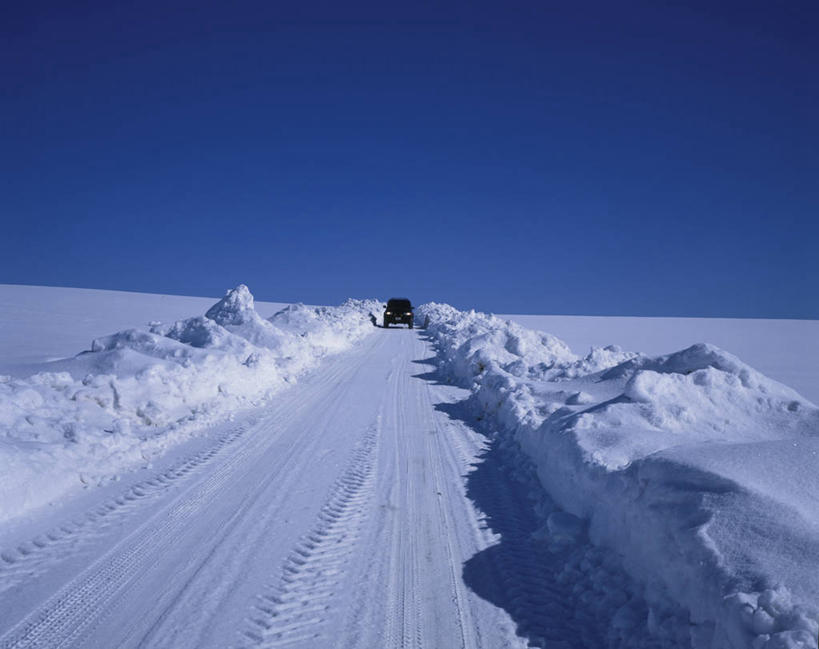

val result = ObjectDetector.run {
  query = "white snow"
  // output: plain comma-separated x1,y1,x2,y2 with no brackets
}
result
3,284,819,649
419,303,819,649
0,328,525,649
506,314,819,405
0,284,287,373
0,285,381,524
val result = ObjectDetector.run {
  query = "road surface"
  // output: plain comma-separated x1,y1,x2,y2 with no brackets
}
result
0,330,586,649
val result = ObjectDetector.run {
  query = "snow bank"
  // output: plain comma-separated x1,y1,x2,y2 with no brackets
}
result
0,286,381,523
418,302,819,649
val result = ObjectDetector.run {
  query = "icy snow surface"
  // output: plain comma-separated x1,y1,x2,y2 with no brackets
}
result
418,303,819,649
0,285,381,524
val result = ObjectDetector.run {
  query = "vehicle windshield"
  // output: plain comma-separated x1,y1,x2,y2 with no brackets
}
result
387,299,411,311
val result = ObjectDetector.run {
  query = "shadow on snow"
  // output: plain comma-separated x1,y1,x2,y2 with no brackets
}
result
412,352,602,649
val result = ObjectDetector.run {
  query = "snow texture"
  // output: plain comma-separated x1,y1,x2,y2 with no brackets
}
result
418,302,819,649
506,313,819,406
0,284,287,373
0,286,381,524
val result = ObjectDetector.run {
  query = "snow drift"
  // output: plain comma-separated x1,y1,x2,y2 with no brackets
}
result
418,302,819,649
0,286,381,523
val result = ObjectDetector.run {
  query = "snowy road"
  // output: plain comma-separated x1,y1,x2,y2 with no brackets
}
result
0,329,570,649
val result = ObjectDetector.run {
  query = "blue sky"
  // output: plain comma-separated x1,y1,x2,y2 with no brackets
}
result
3,1,817,317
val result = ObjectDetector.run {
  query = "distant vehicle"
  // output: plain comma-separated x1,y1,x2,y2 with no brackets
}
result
383,298,413,328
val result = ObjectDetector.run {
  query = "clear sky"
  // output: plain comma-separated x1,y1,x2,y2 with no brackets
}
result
3,1,817,317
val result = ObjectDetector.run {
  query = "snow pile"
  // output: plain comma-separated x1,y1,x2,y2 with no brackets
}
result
0,286,381,523
418,302,819,649
415,303,580,379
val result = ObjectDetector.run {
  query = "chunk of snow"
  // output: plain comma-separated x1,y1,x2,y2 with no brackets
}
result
204,284,257,326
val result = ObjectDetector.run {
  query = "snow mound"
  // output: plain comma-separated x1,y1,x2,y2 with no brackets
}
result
418,302,578,379
270,299,381,355
204,283,257,326
418,302,819,649
0,287,381,523
200,284,284,348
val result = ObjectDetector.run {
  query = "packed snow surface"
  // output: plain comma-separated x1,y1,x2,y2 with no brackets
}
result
418,303,819,649
0,286,381,523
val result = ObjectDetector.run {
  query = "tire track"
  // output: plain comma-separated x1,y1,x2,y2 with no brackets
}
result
0,420,252,596
238,422,379,649
401,338,425,649
342,332,503,649
381,335,426,649
415,350,476,649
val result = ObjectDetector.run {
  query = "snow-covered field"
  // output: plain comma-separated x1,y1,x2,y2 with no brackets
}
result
1,284,817,649
506,314,819,406
0,284,288,374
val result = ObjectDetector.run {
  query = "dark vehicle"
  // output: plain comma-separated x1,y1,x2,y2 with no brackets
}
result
383,298,414,328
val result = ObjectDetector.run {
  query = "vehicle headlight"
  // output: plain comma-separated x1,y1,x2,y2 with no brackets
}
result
386,311,392,315
405,312,411,315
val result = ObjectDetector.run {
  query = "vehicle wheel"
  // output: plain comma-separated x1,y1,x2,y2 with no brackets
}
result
409,322,414,329
383,321,389,328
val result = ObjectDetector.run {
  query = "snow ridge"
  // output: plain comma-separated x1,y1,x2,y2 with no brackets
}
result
0,286,381,524
417,302,819,649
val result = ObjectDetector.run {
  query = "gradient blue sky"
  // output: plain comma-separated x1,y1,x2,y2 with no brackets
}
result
3,1,817,317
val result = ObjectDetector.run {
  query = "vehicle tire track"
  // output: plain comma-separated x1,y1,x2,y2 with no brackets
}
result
381,337,426,649
0,419,252,596
415,363,475,648
238,423,379,649
401,342,425,649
